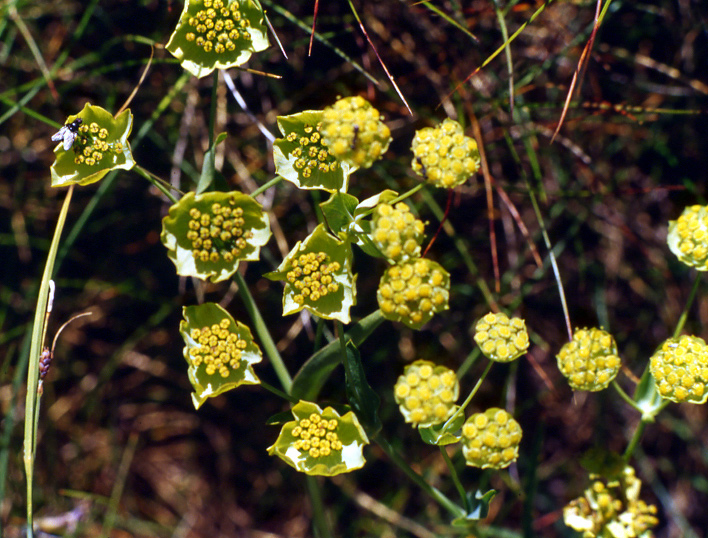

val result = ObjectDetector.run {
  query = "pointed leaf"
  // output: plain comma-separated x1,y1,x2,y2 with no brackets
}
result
343,341,382,437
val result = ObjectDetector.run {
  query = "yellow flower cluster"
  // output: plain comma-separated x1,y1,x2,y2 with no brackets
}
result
189,318,247,377
187,201,252,264
285,122,339,178
291,413,343,459
411,118,480,189
286,251,341,305
73,121,122,166
563,467,658,538
183,0,252,55
650,335,708,403
556,328,621,391
321,96,391,168
667,204,708,270
461,408,522,469
393,360,459,427
377,259,449,327
474,312,529,362
372,203,425,263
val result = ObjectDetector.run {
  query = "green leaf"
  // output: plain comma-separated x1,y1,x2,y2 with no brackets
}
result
51,103,135,188
273,110,355,192
264,223,356,323
451,489,496,526
180,302,263,408
166,0,269,78
267,401,369,476
291,310,385,401
633,363,665,421
419,409,463,445
320,191,359,237
161,190,271,282
348,190,399,257
343,341,382,437
197,131,228,194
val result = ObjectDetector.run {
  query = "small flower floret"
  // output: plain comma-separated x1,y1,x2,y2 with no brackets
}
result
286,251,341,306
372,202,425,263
650,335,708,404
461,408,522,469
394,360,459,427
667,204,708,271
189,318,248,377
556,328,621,391
474,312,529,362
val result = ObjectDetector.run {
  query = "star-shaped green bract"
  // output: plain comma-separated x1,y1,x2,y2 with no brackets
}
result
51,104,134,187
166,0,269,78
180,302,262,408
161,190,271,283
265,223,356,323
267,401,369,476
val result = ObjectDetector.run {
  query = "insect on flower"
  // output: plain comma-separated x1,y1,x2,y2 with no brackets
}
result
51,118,83,151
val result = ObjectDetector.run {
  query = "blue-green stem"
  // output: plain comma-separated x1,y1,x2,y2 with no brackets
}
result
252,175,283,197
260,380,297,404
133,164,180,204
306,475,332,538
440,445,470,513
445,361,494,432
672,273,700,338
23,184,75,538
234,270,292,393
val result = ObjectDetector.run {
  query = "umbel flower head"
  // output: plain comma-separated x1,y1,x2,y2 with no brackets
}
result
411,118,480,189
166,0,269,78
268,401,369,476
265,223,356,323
180,302,262,408
161,191,271,283
51,103,135,187
321,96,391,169
563,467,659,538
371,202,425,263
272,110,355,193
393,360,459,428
650,335,708,404
377,259,450,330
474,312,529,362
461,408,522,469
667,204,708,271
556,328,621,392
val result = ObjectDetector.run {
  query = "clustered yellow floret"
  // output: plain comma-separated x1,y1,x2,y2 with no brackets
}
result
556,328,621,391
393,360,459,427
372,203,425,262
667,204,708,270
183,0,252,55
461,408,522,469
411,118,480,189
285,122,339,178
563,467,659,538
321,96,391,168
73,121,123,166
187,199,253,264
286,251,341,305
291,412,343,458
474,312,529,362
377,259,449,327
650,335,708,403
189,318,247,377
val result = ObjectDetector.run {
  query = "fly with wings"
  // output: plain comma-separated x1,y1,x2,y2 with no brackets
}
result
51,118,83,151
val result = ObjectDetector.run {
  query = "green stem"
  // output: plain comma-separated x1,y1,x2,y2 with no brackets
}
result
672,273,700,338
252,175,283,197
234,271,292,393
612,380,642,414
260,380,297,403
132,164,180,204
306,475,332,538
375,435,465,518
24,184,75,537
445,361,493,431
440,445,470,513
622,419,647,463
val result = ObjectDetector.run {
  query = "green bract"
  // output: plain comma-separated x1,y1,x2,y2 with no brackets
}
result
563,467,658,538
474,312,529,363
650,335,708,404
265,223,356,323
393,360,459,428
166,0,269,78
267,401,369,476
461,408,522,469
51,104,134,188
180,302,262,409
273,110,355,192
411,118,480,189
377,259,450,329
556,328,621,392
667,204,708,271
161,191,271,283
321,96,391,169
